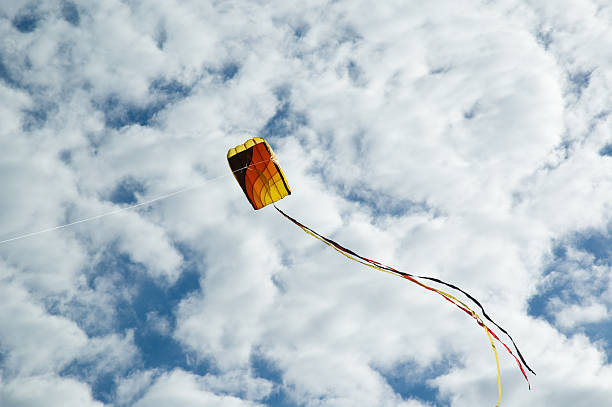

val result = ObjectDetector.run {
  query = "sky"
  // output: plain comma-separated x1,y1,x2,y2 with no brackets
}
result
1,0,612,406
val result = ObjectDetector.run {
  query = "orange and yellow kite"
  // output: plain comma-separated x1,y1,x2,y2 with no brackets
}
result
227,137,291,210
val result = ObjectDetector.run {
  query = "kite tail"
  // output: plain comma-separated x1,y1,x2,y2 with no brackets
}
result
274,204,533,402
416,275,535,376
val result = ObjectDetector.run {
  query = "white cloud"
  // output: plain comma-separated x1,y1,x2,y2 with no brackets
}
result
115,370,157,407
198,370,273,402
132,369,265,407
553,300,610,329
174,230,282,370
3,0,612,406
0,277,87,376
73,330,140,378
0,375,103,407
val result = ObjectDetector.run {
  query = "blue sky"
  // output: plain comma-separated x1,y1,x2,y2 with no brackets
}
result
2,1,612,406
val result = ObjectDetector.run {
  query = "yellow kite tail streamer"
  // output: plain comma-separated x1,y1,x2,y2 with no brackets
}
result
273,204,537,406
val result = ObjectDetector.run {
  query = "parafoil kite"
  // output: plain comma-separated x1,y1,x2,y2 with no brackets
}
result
227,137,534,406
227,137,291,209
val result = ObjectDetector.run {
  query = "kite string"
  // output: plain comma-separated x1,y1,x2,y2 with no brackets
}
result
0,160,268,246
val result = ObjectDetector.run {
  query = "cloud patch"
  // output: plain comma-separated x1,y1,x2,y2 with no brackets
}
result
4,1,612,406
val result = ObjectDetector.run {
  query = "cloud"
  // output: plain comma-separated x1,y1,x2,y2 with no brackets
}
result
131,369,266,407
0,275,87,376
3,0,612,406
0,375,103,407
553,301,610,329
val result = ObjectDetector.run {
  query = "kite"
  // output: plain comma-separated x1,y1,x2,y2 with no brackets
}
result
227,137,291,209
227,137,534,406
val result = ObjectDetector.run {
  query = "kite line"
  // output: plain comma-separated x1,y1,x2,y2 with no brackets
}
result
0,161,268,246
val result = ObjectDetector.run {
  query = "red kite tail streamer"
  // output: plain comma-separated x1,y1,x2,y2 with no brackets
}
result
273,204,533,404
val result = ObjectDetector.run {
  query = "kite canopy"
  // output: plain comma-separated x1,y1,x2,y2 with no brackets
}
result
227,137,291,209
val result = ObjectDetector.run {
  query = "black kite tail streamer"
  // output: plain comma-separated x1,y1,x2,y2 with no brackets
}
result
273,204,534,405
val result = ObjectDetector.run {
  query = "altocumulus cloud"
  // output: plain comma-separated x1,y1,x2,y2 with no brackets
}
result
2,0,612,406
